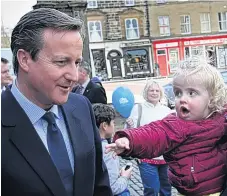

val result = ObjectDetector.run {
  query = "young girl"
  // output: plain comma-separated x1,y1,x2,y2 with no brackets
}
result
106,57,227,196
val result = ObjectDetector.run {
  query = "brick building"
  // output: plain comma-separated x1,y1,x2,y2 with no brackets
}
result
86,0,153,80
149,0,227,76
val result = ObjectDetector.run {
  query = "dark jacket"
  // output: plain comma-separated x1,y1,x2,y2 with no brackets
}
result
72,80,107,104
113,112,227,196
2,89,113,196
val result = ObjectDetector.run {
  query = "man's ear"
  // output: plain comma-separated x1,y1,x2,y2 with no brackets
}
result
17,49,31,73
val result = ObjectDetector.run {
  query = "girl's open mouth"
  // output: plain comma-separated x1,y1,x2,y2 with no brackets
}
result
180,106,190,115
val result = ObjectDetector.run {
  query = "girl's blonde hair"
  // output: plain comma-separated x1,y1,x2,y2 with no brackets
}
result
173,56,227,112
143,79,164,102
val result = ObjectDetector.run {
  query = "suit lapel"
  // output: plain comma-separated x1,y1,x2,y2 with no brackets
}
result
2,90,67,196
83,81,93,96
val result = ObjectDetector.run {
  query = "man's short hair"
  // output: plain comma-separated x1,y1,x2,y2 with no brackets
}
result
11,8,83,75
1,57,9,64
92,104,116,128
80,61,91,75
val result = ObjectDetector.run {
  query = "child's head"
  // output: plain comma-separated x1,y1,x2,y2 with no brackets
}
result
173,56,227,121
92,103,116,138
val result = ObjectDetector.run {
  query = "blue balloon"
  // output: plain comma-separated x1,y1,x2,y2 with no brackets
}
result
112,86,135,118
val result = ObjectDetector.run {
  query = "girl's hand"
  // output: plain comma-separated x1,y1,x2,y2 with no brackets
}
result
105,137,130,155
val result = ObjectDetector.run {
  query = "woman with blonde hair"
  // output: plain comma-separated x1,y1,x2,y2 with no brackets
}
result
126,79,172,196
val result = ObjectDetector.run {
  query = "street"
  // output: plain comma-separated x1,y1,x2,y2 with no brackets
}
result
119,158,178,196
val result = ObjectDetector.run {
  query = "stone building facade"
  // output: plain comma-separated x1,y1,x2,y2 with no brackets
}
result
149,0,227,76
86,0,153,80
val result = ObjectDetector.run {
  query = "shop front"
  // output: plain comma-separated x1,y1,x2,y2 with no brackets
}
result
120,39,153,78
153,34,227,76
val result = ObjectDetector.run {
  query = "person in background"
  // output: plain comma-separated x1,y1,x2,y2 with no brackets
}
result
91,76,103,87
106,57,227,196
93,103,132,196
1,57,13,91
2,8,112,196
126,79,172,196
72,61,107,104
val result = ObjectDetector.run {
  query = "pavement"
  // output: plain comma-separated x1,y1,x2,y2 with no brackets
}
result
119,158,178,196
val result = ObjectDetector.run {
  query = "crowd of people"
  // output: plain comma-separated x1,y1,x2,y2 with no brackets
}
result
1,7,227,196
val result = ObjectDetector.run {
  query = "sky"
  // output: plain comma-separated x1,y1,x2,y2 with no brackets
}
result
1,0,37,30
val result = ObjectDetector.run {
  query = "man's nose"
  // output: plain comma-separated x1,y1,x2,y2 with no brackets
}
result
65,65,78,82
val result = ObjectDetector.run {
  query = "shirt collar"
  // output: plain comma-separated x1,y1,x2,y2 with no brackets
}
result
82,78,90,89
11,79,60,124
145,101,161,108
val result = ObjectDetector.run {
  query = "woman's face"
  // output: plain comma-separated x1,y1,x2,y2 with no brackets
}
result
147,84,161,105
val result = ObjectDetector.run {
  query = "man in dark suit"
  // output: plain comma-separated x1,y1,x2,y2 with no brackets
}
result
72,61,107,104
1,57,13,92
2,8,112,196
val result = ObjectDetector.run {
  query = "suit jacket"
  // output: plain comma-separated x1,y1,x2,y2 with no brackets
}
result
1,89,113,196
73,80,107,104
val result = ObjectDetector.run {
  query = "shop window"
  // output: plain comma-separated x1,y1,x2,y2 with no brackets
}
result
184,47,190,59
125,0,134,6
88,21,103,42
92,49,108,80
125,18,139,40
180,15,191,34
218,12,227,31
191,46,204,56
158,16,170,36
169,49,179,72
218,46,227,68
157,50,166,55
87,0,97,8
124,49,149,73
200,13,211,33
184,46,204,59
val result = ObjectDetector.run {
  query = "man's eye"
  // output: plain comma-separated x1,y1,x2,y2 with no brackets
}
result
75,61,82,67
55,61,67,66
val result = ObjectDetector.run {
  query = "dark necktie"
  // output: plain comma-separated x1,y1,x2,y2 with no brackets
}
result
77,85,83,94
43,112,73,196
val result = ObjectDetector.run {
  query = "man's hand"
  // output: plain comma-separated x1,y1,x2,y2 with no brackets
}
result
105,137,130,155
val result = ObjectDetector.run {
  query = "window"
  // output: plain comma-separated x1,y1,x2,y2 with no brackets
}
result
200,13,211,33
124,49,149,74
218,12,227,31
184,46,204,59
87,0,97,8
125,0,134,6
88,21,103,42
125,18,139,39
180,15,191,34
217,46,227,68
158,16,170,36
157,49,166,55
